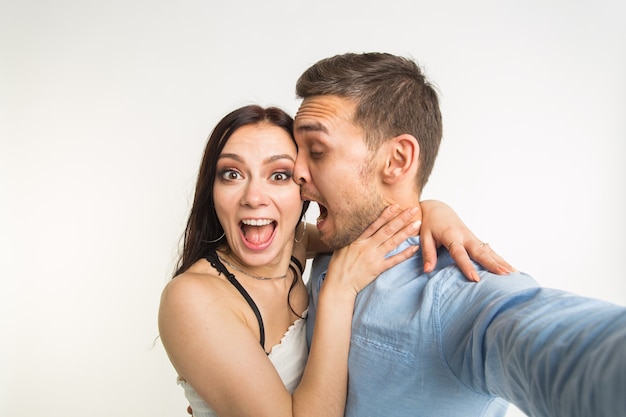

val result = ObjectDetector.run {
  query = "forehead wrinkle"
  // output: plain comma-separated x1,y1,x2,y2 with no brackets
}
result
296,97,356,129
294,104,335,137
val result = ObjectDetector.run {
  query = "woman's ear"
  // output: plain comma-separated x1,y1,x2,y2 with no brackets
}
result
382,134,419,184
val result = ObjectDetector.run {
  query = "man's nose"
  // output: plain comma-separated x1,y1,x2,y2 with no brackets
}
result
294,155,309,185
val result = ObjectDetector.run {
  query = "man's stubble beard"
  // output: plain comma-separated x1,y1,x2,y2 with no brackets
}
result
323,159,385,250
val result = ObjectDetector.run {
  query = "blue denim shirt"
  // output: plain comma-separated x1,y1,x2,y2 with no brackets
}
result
306,237,626,417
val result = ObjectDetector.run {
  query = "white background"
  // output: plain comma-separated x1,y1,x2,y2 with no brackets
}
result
2,1,625,416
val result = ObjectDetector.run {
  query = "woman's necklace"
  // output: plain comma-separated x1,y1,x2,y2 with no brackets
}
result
218,255,288,281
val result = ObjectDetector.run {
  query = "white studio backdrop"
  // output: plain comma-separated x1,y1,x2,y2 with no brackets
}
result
1,1,625,416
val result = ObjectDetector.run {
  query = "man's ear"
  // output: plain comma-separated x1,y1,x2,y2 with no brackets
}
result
382,134,419,184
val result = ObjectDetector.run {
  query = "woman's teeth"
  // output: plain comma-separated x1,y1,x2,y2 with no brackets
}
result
241,219,274,226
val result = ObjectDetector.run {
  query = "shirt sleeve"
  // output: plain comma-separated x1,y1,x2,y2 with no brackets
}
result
436,269,626,417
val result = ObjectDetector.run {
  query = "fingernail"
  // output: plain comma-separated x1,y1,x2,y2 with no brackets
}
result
471,271,481,282
409,206,419,215
499,266,514,275
411,220,421,230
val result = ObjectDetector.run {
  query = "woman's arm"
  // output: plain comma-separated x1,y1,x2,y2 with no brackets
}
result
299,200,514,283
161,205,420,417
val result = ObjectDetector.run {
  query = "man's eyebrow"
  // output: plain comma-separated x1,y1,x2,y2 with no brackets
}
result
295,121,328,135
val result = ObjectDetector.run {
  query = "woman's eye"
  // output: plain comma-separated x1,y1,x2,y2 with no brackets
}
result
220,169,242,180
271,171,292,181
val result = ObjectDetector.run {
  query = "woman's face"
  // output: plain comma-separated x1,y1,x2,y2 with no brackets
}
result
213,122,302,268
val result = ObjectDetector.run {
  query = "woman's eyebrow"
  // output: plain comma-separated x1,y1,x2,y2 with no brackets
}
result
266,154,295,164
217,153,242,162
218,153,294,163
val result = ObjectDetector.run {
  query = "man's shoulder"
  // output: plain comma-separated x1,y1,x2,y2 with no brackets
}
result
309,254,332,279
307,254,333,293
430,266,541,308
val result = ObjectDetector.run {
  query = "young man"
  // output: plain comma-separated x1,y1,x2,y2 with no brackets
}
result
294,52,626,417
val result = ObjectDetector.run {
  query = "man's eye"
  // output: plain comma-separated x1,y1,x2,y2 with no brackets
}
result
309,150,323,159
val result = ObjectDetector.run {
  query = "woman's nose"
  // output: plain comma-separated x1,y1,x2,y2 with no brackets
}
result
240,180,270,207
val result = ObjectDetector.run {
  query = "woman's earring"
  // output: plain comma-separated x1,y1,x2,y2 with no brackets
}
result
205,232,225,243
294,217,307,243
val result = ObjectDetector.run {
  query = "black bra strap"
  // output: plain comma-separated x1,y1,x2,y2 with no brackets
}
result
290,256,304,275
205,251,266,351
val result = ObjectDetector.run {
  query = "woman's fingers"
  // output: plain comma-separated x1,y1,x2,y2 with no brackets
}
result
420,229,437,273
356,205,420,245
447,240,516,282
467,241,516,275
325,206,420,294
447,243,481,282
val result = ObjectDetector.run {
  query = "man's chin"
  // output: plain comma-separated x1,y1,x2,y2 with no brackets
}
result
321,228,362,251
321,208,381,249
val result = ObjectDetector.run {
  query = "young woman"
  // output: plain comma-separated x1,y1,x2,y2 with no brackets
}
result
158,105,512,417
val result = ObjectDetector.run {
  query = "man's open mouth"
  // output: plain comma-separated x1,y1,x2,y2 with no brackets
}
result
316,203,328,225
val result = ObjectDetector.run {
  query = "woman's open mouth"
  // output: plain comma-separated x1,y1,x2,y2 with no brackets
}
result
240,219,277,246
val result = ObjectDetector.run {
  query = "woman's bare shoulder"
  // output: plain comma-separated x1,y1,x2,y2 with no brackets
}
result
160,259,232,310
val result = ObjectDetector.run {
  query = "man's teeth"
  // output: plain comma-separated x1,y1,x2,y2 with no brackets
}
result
241,219,273,226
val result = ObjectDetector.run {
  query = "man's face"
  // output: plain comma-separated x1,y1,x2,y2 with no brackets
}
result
294,95,385,249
